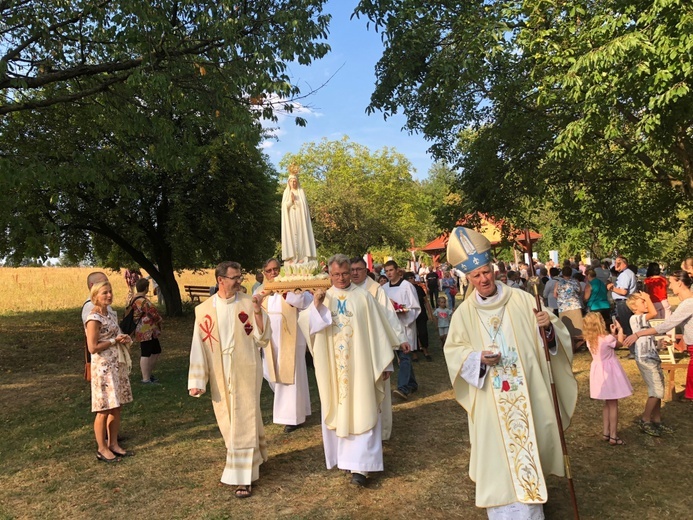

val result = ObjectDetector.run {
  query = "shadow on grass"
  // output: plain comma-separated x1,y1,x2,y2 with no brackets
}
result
2,311,693,519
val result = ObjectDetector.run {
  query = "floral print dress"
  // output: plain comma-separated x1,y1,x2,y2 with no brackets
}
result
133,297,162,342
556,278,582,313
86,311,133,412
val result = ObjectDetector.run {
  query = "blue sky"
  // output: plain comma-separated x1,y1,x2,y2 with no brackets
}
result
261,1,435,180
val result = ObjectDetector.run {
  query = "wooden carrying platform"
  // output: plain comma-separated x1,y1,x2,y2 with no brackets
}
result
263,279,332,293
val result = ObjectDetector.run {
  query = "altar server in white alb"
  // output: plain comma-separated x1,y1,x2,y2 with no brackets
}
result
350,256,410,441
443,228,577,520
299,254,401,487
188,261,270,500
382,260,420,400
256,257,312,433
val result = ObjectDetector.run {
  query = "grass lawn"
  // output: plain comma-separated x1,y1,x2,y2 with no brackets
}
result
1,303,691,519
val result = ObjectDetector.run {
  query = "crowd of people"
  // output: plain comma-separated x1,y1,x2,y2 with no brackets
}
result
79,248,693,519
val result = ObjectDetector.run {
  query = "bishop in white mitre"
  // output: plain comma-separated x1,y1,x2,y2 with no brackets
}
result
443,228,577,520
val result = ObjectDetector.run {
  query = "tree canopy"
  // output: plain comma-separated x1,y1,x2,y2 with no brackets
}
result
0,0,331,315
279,137,432,258
354,0,693,264
1,0,331,118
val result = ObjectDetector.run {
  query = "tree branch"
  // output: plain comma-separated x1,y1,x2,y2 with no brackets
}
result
1,0,114,64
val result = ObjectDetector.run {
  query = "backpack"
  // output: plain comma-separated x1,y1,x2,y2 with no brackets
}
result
119,296,145,335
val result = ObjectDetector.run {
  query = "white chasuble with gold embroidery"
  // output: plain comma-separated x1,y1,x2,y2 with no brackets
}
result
299,284,395,438
444,283,577,510
475,304,546,504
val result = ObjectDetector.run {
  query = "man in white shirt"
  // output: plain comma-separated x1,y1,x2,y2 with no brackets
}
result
382,260,421,400
607,255,638,356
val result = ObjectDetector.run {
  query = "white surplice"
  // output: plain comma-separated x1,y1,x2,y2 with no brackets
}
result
264,290,312,425
382,280,421,349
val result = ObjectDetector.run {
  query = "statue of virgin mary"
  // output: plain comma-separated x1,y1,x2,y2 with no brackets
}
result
281,165,317,264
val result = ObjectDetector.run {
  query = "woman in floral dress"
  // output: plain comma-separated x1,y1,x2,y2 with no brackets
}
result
132,277,163,383
85,281,134,462
554,266,584,350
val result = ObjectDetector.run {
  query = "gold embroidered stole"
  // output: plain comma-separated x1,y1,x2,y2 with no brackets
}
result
477,303,547,504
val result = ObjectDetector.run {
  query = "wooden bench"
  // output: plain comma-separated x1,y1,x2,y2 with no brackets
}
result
661,362,689,401
184,285,213,303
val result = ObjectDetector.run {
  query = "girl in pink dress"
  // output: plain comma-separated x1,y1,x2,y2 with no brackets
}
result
584,312,633,446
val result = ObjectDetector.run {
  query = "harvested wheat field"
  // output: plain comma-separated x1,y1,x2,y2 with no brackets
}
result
0,268,691,519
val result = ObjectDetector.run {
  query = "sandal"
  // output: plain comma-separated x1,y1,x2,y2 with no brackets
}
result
234,485,252,499
110,449,134,457
96,451,120,463
602,434,610,442
609,437,626,446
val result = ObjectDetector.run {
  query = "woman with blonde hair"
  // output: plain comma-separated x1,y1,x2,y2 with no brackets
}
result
85,281,134,462
583,312,633,445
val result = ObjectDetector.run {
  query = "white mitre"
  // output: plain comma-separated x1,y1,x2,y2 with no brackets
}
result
447,227,493,273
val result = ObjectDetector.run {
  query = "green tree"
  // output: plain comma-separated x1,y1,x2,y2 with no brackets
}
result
420,161,461,237
279,137,430,258
1,0,331,117
354,0,693,260
0,0,330,315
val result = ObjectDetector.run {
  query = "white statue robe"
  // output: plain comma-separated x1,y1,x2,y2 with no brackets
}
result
298,284,397,472
444,283,577,517
382,280,421,349
281,186,317,263
188,293,271,486
260,288,313,426
357,277,407,441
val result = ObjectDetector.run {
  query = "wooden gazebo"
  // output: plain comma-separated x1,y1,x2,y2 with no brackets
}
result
420,216,541,265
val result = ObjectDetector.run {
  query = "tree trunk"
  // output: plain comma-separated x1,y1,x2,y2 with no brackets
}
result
159,268,183,317
148,254,183,317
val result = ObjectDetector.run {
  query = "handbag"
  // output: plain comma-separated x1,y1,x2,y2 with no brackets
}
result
119,296,145,334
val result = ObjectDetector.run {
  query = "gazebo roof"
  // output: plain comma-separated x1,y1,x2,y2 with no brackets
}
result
420,216,541,255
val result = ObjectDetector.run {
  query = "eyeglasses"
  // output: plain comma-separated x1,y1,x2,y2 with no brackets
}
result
264,267,280,274
330,272,350,278
351,267,366,272
219,275,244,282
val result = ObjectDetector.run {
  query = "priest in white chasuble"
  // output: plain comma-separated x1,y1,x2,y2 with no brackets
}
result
188,261,270,499
443,228,577,520
255,257,313,433
350,256,410,441
298,254,400,487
